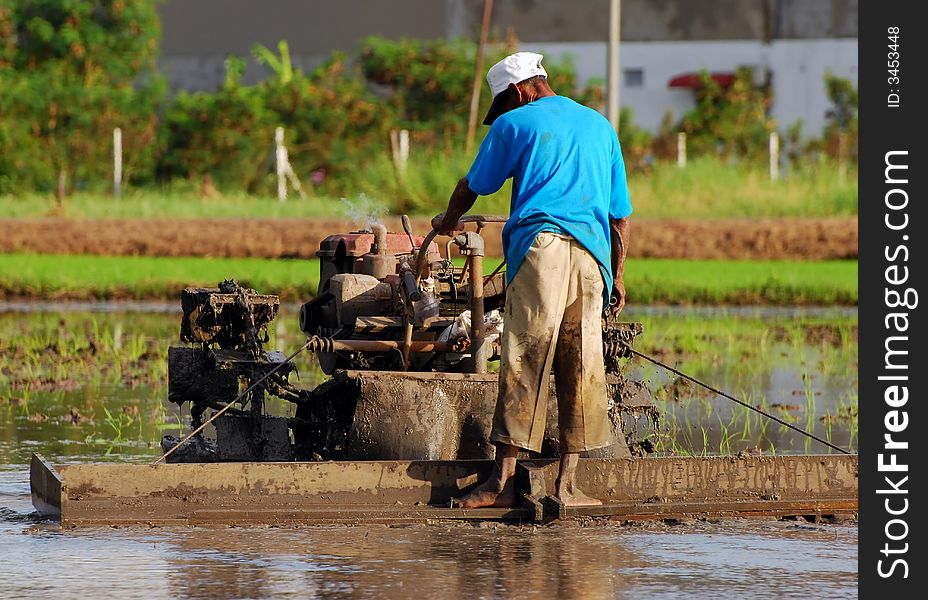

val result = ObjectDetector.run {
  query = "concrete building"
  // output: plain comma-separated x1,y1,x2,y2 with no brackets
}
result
158,0,857,137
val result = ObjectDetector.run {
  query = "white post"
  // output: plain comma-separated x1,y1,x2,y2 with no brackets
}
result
113,127,122,199
837,132,847,184
677,132,687,168
769,131,779,181
275,127,287,201
285,163,307,199
398,129,409,176
607,0,621,132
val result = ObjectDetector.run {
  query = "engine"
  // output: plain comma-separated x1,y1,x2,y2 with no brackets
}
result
299,218,507,374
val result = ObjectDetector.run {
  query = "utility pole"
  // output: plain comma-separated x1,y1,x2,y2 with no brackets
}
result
465,0,494,155
607,0,621,132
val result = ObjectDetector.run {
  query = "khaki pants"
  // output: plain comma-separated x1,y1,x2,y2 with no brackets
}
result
491,231,610,453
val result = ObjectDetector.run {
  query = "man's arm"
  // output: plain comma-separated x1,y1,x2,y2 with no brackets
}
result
432,177,479,234
609,216,630,315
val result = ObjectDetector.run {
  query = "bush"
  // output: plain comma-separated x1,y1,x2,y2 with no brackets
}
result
616,107,654,173
0,5,853,198
262,52,389,193
360,36,489,135
678,67,773,159
820,72,858,163
359,37,604,145
158,51,389,193
157,57,275,190
0,0,163,194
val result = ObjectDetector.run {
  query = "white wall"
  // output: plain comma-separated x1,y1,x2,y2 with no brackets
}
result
526,39,858,138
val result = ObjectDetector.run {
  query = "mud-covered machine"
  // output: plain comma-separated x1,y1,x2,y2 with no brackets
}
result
30,216,858,526
162,216,652,463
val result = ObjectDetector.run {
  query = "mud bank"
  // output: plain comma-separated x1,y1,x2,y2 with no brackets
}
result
0,217,857,260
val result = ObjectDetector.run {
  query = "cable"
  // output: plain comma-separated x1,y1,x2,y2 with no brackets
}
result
621,343,851,455
152,339,312,465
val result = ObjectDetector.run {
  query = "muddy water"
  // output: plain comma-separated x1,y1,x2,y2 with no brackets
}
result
0,305,857,597
0,462,857,598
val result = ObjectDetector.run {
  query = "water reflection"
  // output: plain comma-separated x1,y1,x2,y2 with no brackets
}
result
332,524,636,600
0,510,856,599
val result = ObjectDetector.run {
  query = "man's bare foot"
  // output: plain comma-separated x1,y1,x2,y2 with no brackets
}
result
452,479,516,508
556,486,603,507
452,443,520,508
554,452,602,506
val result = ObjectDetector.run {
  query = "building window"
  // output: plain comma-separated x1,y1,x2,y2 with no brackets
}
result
624,68,644,87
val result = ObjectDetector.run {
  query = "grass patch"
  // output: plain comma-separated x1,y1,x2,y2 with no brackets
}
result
627,259,857,305
629,157,857,218
1,305,857,459
0,254,857,305
0,156,857,220
0,254,320,301
624,309,858,455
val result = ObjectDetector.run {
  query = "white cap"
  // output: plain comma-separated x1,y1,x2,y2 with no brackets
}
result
483,52,547,125
486,52,547,97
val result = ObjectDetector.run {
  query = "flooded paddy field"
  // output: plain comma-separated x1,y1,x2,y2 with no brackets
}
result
0,303,857,598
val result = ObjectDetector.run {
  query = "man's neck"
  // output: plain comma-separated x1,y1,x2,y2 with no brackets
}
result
524,88,556,104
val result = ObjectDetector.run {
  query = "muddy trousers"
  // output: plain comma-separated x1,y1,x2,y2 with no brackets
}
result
490,231,610,453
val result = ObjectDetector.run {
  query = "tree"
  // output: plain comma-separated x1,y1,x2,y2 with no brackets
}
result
0,0,163,195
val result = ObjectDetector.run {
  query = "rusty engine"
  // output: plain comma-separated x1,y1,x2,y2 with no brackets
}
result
163,216,652,463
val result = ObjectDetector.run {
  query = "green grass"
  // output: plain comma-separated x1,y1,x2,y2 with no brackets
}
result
0,254,320,300
0,254,858,304
624,310,858,455
627,259,858,305
1,307,857,461
629,157,857,219
0,156,857,220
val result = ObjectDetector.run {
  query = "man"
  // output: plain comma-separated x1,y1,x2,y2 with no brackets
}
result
432,52,632,508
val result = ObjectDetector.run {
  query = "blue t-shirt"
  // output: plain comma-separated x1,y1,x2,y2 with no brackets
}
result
465,95,632,308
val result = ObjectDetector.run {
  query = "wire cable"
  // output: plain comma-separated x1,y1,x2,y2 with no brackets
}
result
622,343,851,455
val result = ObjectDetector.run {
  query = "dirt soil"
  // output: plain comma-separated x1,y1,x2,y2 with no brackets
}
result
0,216,857,260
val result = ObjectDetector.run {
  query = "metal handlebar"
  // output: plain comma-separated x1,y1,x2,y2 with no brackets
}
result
414,215,507,286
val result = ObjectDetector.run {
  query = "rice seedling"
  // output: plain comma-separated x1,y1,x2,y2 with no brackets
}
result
627,309,857,456
1,305,858,461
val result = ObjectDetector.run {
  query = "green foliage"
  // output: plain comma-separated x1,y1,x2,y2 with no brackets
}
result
0,5,854,197
0,0,163,194
155,36,606,193
358,37,603,142
616,107,653,171
818,71,858,163
158,64,274,189
0,0,160,80
360,36,488,133
263,53,388,192
158,51,387,192
678,68,773,159
252,40,294,84
824,72,858,132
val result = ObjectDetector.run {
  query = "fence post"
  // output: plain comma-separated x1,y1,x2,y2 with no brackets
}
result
275,127,287,202
56,169,67,205
769,131,780,181
113,127,122,199
837,132,847,184
398,129,409,176
390,129,409,177
677,132,686,168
